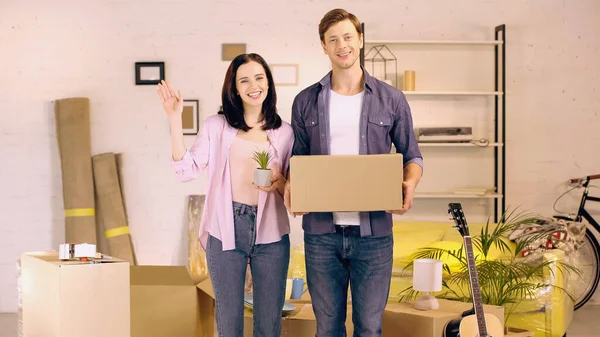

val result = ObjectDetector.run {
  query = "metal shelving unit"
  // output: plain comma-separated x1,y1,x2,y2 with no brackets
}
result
361,23,507,222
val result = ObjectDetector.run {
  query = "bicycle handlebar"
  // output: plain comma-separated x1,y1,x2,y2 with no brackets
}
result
569,174,600,184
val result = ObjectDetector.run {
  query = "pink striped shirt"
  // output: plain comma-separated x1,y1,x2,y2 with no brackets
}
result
170,114,294,251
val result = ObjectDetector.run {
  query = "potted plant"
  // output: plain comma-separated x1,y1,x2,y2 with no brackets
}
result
397,207,581,335
252,149,272,187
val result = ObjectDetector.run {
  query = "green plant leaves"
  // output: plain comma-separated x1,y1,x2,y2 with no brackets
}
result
252,149,272,170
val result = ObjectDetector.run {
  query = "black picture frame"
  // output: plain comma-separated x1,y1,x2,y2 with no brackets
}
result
135,62,165,85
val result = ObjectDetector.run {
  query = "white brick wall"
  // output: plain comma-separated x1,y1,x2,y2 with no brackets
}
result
1,0,599,312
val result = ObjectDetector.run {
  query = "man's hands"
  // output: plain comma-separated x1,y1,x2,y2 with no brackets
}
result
387,162,422,215
283,179,308,218
386,180,416,215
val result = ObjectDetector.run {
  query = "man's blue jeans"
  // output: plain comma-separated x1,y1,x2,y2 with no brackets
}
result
207,201,290,337
304,225,393,337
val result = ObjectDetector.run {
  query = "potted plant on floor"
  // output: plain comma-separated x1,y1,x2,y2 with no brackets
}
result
397,207,581,336
252,149,272,187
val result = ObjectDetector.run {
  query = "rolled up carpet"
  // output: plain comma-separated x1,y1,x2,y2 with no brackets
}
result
92,152,135,264
55,98,97,244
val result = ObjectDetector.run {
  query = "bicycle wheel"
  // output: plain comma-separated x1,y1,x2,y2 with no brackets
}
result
573,229,600,310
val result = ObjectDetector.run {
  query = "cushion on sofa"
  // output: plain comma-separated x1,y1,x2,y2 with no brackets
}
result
392,229,445,270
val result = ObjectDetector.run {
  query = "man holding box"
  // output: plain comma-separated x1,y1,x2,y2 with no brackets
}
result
283,8,424,337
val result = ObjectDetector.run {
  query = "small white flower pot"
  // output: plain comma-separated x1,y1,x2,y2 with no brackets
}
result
254,168,272,187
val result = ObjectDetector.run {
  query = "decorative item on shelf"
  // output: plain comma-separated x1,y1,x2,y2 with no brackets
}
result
135,62,165,85
222,43,246,61
415,126,473,143
363,45,398,87
182,99,199,135
412,258,443,310
403,70,416,91
252,149,272,187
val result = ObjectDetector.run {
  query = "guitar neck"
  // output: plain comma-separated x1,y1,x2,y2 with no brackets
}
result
464,236,488,337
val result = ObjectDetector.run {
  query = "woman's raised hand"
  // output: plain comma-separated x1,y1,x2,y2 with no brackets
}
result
157,80,184,119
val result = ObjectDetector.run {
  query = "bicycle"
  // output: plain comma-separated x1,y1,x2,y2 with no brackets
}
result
553,174,600,310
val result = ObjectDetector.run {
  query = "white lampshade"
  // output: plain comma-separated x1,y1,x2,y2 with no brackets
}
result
412,258,443,292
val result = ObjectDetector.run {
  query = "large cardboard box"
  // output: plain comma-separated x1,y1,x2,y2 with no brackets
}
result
130,266,215,337
382,299,505,337
20,251,130,337
196,277,353,337
290,154,404,213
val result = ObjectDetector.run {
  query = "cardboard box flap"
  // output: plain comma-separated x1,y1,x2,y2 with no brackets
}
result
196,277,215,299
385,303,462,318
287,304,316,321
131,266,195,286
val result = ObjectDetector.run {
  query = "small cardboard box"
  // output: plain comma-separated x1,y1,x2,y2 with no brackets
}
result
20,251,130,337
196,277,353,337
382,299,505,337
290,154,404,213
130,266,214,337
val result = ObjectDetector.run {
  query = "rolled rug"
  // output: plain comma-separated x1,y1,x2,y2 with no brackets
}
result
92,152,135,264
54,97,97,244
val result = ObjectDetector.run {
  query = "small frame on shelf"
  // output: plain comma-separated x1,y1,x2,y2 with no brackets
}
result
135,62,165,85
182,100,199,135
270,64,299,86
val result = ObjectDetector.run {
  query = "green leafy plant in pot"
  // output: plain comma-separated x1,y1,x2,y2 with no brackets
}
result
397,207,581,331
252,149,272,187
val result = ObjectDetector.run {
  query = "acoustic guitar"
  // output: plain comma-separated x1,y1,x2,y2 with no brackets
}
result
444,203,504,337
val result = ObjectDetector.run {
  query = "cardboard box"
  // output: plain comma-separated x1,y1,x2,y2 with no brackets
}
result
130,266,215,337
243,303,354,337
20,251,130,337
290,154,404,213
196,277,353,337
382,299,505,337
130,266,214,337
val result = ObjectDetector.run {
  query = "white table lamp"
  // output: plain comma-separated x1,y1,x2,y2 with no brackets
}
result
412,258,443,310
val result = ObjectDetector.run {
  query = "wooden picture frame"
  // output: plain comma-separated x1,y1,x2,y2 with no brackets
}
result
135,62,165,85
270,64,299,86
182,100,199,135
222,43,246,61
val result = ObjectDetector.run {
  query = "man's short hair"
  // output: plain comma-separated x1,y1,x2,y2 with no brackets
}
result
318,8,362,42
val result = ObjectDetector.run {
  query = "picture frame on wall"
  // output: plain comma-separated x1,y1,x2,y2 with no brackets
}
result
222,43,246,61
182,100,199,135
270,64,299,86
135,62,165,85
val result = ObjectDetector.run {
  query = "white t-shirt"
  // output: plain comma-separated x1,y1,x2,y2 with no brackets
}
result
329,89,364,226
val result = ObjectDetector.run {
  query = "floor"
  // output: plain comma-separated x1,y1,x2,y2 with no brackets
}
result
1,305,598,337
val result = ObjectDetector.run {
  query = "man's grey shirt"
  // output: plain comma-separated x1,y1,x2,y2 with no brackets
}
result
291,68,424,237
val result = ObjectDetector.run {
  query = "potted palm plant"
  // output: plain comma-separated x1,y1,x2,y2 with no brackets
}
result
252,149,272,187
397,207,581,335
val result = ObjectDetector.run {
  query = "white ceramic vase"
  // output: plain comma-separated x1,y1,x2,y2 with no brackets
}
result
254,168,272,187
